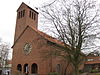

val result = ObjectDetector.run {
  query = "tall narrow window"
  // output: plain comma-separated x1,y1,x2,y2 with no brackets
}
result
18,12,20,19
21,11,23,18
23,10,25,17
24,64,29,73
56,64,61,73
32,12,34,19
29,11,31,18
31,63,38,74
34,13,36,20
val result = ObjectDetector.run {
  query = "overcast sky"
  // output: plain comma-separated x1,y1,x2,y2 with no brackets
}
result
0,0,100,59
0,0,100,46
0,0,51,46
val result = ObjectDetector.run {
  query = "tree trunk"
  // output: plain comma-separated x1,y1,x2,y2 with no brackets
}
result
74,65,79,75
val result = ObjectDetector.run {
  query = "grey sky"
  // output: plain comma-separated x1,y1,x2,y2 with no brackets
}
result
0,0,100,59
0,0,50,46
0,0,99,46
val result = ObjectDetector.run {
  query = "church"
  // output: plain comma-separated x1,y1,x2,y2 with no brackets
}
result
12,2,72,75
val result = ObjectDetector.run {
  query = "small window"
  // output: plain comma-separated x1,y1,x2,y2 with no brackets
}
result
21,11,23,18
29,10,36,20
29,11,31,18
34,13,36,20
87,59,94,61
18,10,25,19
23,10,25,17
18,12,20,19
32,12,34,19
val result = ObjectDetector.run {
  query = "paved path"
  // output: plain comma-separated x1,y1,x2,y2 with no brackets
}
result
81,73,88,75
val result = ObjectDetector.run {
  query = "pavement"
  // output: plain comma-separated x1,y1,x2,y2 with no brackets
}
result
81,73,88,75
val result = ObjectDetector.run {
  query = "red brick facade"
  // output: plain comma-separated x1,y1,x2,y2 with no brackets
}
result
84,56,100,72
12,2,72,75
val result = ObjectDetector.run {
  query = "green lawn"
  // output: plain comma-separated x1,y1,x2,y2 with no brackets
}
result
95,73,100,75
88,73,100,75
81,73,100,75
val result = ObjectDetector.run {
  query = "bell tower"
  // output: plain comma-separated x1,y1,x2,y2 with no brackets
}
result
14,2,38,41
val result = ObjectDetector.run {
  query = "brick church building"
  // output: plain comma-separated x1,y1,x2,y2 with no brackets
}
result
12,2,72,75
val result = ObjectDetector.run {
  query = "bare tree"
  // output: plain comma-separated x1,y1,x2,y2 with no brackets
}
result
87,50,100,56
40,0,100,75
0,41,10,73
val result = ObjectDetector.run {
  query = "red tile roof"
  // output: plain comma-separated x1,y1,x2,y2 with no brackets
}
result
30,26,63,44
12,25,70,49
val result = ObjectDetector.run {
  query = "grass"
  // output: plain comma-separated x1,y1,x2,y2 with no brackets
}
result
81,73,100,75
95,73,100,75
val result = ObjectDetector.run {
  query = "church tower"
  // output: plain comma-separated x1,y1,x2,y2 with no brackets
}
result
12,2,73,75
14,2,38,41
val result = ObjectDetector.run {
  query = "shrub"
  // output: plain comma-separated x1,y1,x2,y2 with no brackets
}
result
91,69,98,73
79,70,84,73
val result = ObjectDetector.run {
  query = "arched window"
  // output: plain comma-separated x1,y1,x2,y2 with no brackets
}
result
31,63,38,74
17,64,22,71
56,64,61,73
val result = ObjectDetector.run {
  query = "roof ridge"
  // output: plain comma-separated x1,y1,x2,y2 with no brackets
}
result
12,26,29,48
12,25,70,48
29,25,68,47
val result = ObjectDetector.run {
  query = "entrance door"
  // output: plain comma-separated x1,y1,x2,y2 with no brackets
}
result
17,64,22,71
24,64,29,74
31,63,38,74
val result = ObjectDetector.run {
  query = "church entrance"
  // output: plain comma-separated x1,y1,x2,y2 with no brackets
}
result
24,64,29,75
17,64,22,72
31,63,38,75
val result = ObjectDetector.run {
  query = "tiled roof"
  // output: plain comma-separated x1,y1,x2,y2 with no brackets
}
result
12,25,70,49
29,25,70,48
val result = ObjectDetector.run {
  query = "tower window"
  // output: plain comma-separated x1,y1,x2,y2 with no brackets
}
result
18,10,25,19
23,10,25,17
18,12,20,19
34,13,36,20
32,12,34,19
21,11,23,18
29,10,36,20
29,11,31,18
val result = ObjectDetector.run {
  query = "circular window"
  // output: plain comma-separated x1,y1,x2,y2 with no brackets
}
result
23,43,32,55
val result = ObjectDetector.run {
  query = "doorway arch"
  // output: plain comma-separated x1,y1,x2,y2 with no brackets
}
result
31,63,38,74
56,64,61,73
24,64,29,73
17,64,22,71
